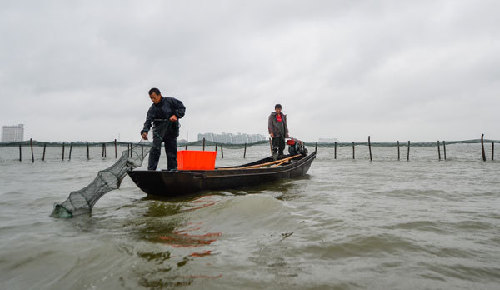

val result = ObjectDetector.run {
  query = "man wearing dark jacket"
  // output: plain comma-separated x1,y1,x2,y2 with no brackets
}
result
268,104,288,160
141,87,186,171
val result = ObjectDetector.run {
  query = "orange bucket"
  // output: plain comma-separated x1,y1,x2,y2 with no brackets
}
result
177,150,217,170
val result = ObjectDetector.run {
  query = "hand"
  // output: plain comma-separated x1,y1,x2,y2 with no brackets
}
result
169,115,178,122
270,133,274,138
141,132,148,140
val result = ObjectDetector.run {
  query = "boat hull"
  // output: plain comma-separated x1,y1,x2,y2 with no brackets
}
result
127,152,316,197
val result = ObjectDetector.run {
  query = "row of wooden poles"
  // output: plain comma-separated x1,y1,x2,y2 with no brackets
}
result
335,134,494,162
13,135,496,162
18,139,138,162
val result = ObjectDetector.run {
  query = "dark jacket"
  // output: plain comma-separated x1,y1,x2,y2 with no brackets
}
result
268,112,288,137
141,97,186,135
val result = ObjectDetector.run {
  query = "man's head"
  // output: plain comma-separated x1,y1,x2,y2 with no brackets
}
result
148,87,162,104
275,104,282,114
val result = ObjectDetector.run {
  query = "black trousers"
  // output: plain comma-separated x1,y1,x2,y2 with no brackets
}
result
148,122,177,171
272,136,286,156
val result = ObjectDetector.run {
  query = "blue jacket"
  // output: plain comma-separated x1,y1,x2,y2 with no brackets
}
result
141,97,186,134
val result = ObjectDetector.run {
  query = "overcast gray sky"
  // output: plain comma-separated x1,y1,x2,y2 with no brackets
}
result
1,0,499,142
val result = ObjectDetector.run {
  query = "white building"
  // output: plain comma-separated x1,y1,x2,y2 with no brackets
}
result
2,124,24,142
198,132,266,144
318,137,338,143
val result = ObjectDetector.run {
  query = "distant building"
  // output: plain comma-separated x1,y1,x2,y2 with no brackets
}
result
2,124,24,142
318,137,338,143
198,132,266,144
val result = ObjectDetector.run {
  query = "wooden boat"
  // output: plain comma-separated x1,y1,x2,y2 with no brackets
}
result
127,152,316,197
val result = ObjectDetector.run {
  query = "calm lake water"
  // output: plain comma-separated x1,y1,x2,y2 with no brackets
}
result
0,143,499,289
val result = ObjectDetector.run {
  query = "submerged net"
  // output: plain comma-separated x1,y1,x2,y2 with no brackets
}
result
51,142,150,218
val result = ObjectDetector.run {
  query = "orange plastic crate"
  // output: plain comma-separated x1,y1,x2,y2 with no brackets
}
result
177,150,217,170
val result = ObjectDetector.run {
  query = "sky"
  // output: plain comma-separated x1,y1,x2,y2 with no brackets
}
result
1,0,499,142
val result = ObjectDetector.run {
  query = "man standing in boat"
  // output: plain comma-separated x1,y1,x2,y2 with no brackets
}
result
141,87,186,171
268,104,289,160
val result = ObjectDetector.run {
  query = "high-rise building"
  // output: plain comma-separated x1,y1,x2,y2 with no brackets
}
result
197,132,266,144
2,124,24,142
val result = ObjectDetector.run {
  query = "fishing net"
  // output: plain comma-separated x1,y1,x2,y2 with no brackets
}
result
51,142,150,218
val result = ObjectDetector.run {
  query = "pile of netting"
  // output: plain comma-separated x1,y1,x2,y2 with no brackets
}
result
51,142,150,218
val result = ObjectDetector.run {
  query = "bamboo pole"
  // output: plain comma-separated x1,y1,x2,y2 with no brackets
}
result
437,141,441,161
368,136,372,162
443,141,447,161
243,142,247,158
30,138,34,163
407,141,410,161
397,141,400,161
42,143,46,161
219,154,301,170
69,143,73,161
334,141,337,159
481,134,486,162
87,143,89,160
492,142,494,161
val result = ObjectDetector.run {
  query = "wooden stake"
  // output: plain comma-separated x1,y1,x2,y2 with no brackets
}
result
315,142,318,154
101,143,104,158
443,141,447,161
42,143,46,161
221,145,224,159
407,141,410,161
62,142,65,161
368,136,372,162
334,141,337,159
202,137,206,151
69,143,73,161
481,134,486,162
492,142,494,161
104,143,107,158
243,142,247,158
437,141,441,161
87,142,89,160
397,141,400,161
352,142,355,159
114,139,117,159
30,138,34,163
19,145,22,162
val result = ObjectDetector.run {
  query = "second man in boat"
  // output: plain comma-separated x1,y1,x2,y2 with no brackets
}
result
268,104,289,160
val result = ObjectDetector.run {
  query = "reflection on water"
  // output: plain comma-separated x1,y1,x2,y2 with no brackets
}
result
128,197,222,288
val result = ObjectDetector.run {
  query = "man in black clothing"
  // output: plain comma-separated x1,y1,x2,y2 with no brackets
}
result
268,104,289,160
141,87,186,171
